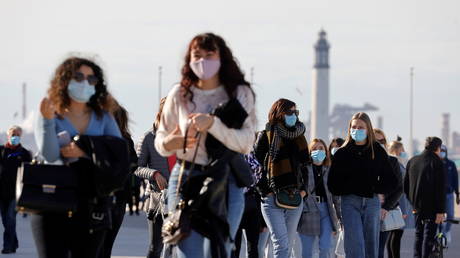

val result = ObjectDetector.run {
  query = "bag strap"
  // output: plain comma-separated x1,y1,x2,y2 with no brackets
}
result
174,125,201,207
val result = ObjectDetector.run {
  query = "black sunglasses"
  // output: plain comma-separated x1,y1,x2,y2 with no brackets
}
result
285,109,299,116
73,72,99,86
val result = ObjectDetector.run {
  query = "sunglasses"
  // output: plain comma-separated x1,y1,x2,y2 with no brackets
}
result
73,72,99,86
285,110,299,116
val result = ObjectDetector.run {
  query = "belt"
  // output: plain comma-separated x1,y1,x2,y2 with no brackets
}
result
177,159,207,171
315,196,327,203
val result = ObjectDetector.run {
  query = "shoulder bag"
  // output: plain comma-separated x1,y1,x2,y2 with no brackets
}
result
381,206,406,231
16,160,78,217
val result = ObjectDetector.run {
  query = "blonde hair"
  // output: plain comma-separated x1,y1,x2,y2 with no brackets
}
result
343,112,376,159
388,141,404,156
373,128,388,148
309,138,331,166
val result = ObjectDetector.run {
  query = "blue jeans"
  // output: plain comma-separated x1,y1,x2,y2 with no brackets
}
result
258,230,270,258
299,202,334,258
261,194,303,258
167,164,244,258
441,193,454,234
0,199,18,251
341,194,381,258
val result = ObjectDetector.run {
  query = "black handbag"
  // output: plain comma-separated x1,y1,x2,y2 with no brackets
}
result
275,188,302,209
16,161,78,217
162,131,201,245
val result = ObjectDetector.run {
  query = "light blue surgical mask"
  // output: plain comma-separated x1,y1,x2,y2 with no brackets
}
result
399,152,408,159
311,150,326,163
440,151,446,159
331,147,339,156
284,114,297,127
67,79,96,103
10,136,20,146
350,129,367,142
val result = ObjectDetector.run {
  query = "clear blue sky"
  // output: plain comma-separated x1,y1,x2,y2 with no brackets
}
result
1,0,459,148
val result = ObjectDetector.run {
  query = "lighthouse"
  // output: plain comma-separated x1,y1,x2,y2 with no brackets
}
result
310,30,330,141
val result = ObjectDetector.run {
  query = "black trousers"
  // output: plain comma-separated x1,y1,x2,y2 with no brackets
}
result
31,212,106,258
232,193,261,258
386,229,404,258
128,189,141,214
147,213,164,258
100,197,127,258
414,214,437,258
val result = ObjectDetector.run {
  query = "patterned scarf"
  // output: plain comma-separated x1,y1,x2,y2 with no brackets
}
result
265,122,306,162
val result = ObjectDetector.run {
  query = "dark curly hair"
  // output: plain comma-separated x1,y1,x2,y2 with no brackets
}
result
180,33,252,104
48,56,116,118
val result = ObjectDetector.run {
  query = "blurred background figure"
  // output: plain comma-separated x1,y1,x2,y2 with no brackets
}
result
0,125,32,254
440,144,459,244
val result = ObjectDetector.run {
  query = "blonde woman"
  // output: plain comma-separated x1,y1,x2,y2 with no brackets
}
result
386,140,414,258
298,139,341,258
327,112,398,258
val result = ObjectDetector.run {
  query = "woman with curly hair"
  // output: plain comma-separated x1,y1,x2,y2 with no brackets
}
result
154,33,256,258
34,56,121,258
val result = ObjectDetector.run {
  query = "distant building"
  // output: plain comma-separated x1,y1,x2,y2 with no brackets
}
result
310,30,330,141
441,113,450,148
329,103,379,139
452,131,460,155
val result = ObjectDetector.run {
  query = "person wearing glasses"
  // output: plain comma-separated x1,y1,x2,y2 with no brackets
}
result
327,112,398,258
35,56,121,258
254,98,308,258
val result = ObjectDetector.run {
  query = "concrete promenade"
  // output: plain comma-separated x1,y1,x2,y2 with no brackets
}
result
2,209,460,258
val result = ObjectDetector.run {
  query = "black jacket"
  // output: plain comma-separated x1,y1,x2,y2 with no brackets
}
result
382,156,403,210
328,141,399,198
74,135,130,198
0,145,32,201
404,150,446,219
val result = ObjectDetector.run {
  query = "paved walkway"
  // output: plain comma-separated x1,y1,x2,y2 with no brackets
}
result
2,212,460,257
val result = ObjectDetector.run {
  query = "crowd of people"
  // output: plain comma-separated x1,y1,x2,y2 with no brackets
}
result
0,32,458,258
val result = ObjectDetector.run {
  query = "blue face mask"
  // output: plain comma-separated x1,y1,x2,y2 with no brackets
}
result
331,147,339,156
350,129,367,142
311,150,326,163
10,136,20,146
440,151,446,159
67,79,96,103
284,114,297,127
399,152,408,159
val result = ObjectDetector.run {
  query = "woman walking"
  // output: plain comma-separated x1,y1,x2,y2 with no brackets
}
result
327,112,398,258
34,56,122,258
298,138,341,258
254,98,308,258
154,33,256,258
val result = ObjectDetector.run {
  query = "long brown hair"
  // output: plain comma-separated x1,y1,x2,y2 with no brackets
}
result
180,33,252,104
268,98,296,125
113,103,131,139
309,138,331,166
153,97,167,132
343,112,377,159
48,56,116,118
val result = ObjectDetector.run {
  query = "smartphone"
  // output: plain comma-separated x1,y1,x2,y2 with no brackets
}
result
57,131,71,147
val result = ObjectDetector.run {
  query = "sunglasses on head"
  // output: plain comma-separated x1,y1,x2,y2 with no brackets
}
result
73,72,99,86
285,110,299,116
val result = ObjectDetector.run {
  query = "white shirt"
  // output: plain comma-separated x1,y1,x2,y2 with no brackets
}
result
154,84,257,165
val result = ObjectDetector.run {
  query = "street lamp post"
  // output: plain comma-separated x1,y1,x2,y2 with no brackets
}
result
409,67,414,156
